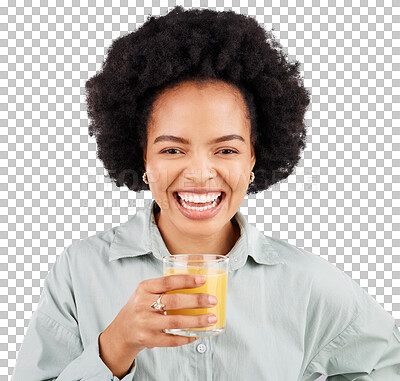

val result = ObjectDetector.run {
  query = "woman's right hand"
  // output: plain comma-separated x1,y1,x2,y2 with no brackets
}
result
109,274,218,353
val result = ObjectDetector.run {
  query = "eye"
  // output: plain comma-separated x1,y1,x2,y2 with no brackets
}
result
160,148,238,155
161,148,183,154
218,149,238,154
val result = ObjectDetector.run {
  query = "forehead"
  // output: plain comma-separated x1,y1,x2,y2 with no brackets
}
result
147,80,250,135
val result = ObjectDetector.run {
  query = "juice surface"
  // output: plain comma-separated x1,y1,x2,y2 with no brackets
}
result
163,267,228,330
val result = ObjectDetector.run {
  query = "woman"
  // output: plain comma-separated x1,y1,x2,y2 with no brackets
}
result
12,6,400,381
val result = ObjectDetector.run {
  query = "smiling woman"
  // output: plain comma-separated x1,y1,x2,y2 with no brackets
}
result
11,5,400,381
142,80,255,254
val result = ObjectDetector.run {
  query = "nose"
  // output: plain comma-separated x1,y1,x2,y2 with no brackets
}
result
183,165,216,183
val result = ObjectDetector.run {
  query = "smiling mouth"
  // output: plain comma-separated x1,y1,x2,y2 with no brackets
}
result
173,192,224,210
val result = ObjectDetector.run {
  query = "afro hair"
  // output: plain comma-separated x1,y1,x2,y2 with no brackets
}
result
85,5,311,195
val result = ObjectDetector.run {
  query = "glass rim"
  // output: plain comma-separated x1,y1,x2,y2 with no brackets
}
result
162,254,229,263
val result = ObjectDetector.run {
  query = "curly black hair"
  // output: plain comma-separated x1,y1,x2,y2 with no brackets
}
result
85,5,311,195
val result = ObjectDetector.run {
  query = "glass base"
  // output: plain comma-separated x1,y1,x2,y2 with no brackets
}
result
165,327,225,337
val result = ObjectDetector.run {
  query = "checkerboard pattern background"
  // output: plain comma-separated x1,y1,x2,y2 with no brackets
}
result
1,1,398,379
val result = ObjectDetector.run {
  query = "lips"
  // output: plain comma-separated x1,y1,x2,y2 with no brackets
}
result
173,190,226,220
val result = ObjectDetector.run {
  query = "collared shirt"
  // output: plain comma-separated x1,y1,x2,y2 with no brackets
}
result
12,200,400,380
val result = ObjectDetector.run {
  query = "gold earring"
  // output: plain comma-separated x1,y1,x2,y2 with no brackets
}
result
143,171,149,184
249,171,255,184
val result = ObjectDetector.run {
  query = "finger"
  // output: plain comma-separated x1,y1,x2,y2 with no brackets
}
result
150,311,218,331
159,292,218,310
141,274,206,294
151,334,200,348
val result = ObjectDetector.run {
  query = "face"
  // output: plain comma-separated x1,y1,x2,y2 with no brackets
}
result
143,80,256,237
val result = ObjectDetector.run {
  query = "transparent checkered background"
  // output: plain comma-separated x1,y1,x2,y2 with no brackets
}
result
1,0,399,379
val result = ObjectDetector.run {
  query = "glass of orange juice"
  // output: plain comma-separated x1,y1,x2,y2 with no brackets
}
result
162,254,229,337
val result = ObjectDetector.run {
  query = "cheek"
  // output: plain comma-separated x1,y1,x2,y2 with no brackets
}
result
147,162,179,188
221,164,251,192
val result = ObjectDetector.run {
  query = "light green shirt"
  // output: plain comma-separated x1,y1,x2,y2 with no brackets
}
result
12,200,400,380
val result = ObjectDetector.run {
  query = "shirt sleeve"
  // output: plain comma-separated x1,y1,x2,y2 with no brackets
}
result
303,284,400,380
11,247,137,381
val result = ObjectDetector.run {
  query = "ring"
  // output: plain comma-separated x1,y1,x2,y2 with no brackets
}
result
151,294,166,312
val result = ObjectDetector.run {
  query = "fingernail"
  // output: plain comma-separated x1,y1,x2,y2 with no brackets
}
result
196,276,206,284
208,315,217,323
208,295,217,304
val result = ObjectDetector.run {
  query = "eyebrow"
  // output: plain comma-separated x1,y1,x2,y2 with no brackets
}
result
153,134,245,145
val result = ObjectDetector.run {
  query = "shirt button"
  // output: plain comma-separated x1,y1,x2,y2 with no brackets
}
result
196,343,207,353
234,258,238,262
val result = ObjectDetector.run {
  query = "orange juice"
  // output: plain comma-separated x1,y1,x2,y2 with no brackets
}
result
163,266,228,331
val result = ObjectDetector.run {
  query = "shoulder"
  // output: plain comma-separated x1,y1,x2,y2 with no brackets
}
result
263,236,380,363
58,208,149,269
68,226,117,258
265,234,363,325
268,234,361,296
54,223,121,276
63,225,116,261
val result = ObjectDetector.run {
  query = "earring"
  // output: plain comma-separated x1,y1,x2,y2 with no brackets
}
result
249,171,255,184
143,171,149,184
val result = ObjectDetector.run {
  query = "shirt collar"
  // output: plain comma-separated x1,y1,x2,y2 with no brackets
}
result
108,199,285,271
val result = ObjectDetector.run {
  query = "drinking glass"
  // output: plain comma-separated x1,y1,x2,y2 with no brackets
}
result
162,254,229,337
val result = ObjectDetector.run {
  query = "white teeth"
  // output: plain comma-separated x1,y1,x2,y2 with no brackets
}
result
178,192,221,203
180,198,219,211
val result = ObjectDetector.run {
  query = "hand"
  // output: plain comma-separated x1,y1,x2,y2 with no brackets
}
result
109,274,218,353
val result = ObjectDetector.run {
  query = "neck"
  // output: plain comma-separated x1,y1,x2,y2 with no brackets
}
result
154,207,241,256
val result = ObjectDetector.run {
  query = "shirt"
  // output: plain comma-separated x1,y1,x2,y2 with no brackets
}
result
11,199,400,381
